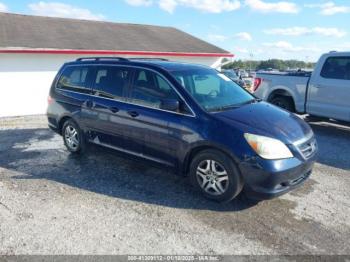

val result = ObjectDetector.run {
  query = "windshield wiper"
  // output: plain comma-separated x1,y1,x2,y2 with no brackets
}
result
209,104,241,112
209,98,261,112
242,98,262,105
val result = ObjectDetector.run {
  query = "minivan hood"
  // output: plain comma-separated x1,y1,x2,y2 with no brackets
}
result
215,101,312,144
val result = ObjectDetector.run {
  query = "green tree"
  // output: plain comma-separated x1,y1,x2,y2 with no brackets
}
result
222,59,315,71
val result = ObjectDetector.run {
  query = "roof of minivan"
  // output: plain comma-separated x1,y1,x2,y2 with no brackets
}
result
0,12,232,57
134,60,211,71
68,58,213,72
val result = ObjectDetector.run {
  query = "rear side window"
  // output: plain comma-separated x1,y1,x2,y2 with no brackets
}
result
321,56,350,80
92,66,131,100
57,66,91,93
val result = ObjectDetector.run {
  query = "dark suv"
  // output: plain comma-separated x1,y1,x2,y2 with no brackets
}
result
47,57,317,202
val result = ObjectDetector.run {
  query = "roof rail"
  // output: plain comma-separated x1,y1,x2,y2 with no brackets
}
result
128,58,169,61
76,57,129,62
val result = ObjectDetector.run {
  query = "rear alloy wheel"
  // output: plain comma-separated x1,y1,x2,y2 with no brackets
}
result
189,149,242,202
62,120,85,154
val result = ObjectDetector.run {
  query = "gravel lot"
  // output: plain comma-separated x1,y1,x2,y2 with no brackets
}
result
0,115,349,255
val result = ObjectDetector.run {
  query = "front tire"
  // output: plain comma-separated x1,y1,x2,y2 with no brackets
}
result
189,149,243,202
62,119,86,154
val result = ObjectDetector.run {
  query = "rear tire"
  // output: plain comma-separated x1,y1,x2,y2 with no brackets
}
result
270,96,295,112
62,119,86,154
189,149,243,202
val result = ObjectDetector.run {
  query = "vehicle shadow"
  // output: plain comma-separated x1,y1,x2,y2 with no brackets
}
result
308,120,350,171
0,128,258,212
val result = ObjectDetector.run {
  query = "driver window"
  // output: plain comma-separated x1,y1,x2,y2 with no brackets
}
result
130,69,179,110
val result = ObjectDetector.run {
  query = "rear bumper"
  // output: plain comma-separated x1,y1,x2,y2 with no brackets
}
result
47,115,60,134
48,123,60,134
239,154,316,200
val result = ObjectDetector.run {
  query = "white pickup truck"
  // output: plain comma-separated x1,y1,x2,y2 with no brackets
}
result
254,51,350,122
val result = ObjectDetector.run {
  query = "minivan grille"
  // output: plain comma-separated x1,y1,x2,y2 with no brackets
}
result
297,137,317,159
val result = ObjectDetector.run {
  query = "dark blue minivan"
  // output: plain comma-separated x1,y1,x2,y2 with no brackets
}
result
47,57,317,202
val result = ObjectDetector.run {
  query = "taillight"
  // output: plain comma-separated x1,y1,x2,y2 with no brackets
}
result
48,95,53,105
253,78,262,92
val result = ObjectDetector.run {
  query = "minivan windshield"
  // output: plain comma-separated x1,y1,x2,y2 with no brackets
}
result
170,67,254,112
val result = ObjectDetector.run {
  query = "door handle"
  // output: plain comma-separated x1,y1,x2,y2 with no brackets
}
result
85,100,94,108
315,84,327,89
127,111,139,118
109,107,119,113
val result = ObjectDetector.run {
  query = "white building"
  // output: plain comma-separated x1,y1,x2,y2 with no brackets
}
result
0,12,233,117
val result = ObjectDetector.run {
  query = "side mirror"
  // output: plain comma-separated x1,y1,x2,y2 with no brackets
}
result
160,99,180,112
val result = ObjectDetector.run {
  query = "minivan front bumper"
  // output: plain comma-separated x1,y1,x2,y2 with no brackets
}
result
239,154,317,200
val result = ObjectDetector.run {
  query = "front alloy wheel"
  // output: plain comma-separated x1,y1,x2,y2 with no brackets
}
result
189,149,242,202
196,160,229,196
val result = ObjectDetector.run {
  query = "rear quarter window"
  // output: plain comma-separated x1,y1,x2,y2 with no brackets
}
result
56,66,91,93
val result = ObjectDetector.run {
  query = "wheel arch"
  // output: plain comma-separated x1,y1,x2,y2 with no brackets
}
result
58,115,78,135
183,143,245,201
267,88,296,111
181,142,241,177
268,88,294,101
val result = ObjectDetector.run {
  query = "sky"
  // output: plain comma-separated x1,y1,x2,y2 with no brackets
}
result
0,0,349,62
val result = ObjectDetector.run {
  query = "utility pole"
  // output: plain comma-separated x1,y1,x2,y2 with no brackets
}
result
249,52,254,71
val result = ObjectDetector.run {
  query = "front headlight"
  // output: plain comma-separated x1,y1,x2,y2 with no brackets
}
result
244,133,293,160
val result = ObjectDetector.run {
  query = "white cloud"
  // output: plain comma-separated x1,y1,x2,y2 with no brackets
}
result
207,32,253,43
264,26,347,38
236,47,249,53
305,2,350,15
126,0,240,13
264,27,310,36
263,41,321,52
175,0,240,13
159,0,178,13
235,32,252,41
28,2,105,20
0,2,8,12
231,47,264,60
264,41,294,49
334,42,350,51
207,34,228,42
125,0,153,6
313,27,347,37
245,0,299,13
